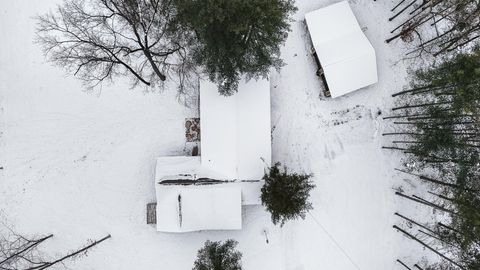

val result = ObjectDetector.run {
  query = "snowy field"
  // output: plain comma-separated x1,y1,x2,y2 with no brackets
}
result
1,0,434,269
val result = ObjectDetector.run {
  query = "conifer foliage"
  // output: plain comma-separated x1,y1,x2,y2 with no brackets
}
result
261,163,315,226
390,49,480,169
193,240,242,270
384,48,480,269
171,0,297,95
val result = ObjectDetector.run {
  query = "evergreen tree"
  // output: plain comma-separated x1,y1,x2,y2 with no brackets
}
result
171,0,297,95
385,48,480,269
387,48,480,170
193,240,242,270
261,163,314,226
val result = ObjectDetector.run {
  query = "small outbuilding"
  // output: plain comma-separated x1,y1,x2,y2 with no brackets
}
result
305,1,378,98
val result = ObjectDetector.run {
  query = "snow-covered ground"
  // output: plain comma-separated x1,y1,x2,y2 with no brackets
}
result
1,1,435,269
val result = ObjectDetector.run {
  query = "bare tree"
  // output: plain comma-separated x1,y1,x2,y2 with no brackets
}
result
36,0,198,96
386,0,480,57
0,225,110,270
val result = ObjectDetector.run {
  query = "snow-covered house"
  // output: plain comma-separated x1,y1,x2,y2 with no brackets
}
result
305,1,378,98
152,78,271,232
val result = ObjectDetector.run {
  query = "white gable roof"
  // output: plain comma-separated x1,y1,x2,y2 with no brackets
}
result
154,156,263,232
153,79,271,232
200,78,271,180
181,186,242,232
155,183,242,232
154,156,222,182
154,156,264,205
305,1,378,98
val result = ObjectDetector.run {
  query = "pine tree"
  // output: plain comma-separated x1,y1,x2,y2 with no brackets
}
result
387,48,480,170
261,163,314,227
385,48,480,269
171,0,297,95
193,240,242,270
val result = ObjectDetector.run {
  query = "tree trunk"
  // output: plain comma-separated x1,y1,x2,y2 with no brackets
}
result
143,48,167,81
25,234,111,270
395,192,456,215
393,225,465,270
0,234,54,266
395,212,435,234
397,259,412,269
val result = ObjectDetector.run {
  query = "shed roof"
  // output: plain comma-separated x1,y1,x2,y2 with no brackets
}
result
305,1,378,98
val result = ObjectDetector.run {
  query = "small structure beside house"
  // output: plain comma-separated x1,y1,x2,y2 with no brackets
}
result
305,1,378,98
150,78,271,232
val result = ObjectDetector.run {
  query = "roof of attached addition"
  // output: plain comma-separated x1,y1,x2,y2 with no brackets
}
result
155,180,242,233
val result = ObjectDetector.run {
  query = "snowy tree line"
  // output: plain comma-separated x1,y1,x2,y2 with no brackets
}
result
384,48,480,269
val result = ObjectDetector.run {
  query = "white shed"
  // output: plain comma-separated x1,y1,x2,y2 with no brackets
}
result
305,1,378,98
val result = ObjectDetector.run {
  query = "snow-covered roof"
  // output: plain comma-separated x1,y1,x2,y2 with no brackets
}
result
155,156,264,202
200,78,271,180
155,183,242,232
153,79,270,232
154,156,224,182
305,1,378,98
